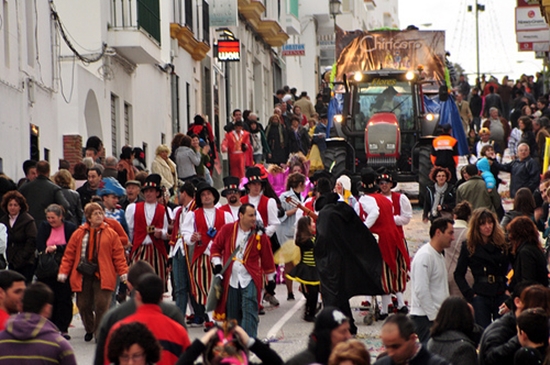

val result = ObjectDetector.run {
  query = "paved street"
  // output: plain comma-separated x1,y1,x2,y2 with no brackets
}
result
71,162,514,364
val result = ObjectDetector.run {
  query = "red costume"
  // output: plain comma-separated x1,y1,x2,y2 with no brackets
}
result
106,304,190,365
359,193,410,293
0,309,8,331
223,130,253,179
210,222,276,321
241,195,269,224
187,208,228,305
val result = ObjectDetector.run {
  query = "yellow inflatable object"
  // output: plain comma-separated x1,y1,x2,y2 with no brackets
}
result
274,239,301,265
307,144,324,175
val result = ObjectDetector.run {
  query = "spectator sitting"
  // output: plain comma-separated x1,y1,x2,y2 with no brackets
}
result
514,307,549,365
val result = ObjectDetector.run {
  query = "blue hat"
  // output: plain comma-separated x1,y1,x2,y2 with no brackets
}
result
97,177,126,197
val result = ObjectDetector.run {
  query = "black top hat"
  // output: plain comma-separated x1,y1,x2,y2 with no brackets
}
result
195,182,220,207
359,167,379,193
245,167,265,186
310,169,333,183
142,174,162,191
376,168,397,188
221,176,245,197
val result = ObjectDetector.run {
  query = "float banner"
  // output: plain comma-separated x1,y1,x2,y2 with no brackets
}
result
335,29,446,83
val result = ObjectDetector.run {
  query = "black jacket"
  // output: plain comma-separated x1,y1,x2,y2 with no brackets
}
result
454,241,509,301
18,175,70,225
0,212,37,269
177,338,283,365
495,157,540,198
374,346,449,365
479,312,519,365
36,221,77,265
59,188,82,226
423,184,456,221
76,182,97,208
509,242,549,292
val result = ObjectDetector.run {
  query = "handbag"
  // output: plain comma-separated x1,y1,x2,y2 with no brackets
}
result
35,252,59,279
76,230,99,277
205,240,243,312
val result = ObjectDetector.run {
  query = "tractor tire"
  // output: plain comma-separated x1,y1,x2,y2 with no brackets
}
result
418,145,433,207
324,144,348,177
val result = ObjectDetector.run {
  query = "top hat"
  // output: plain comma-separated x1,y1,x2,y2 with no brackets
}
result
142,174,162,191
195,182,220,207
311,169,333,183
97,177,126,197
359,167,379,193
376,168,397,189
245,167,265,186
221,176,245,197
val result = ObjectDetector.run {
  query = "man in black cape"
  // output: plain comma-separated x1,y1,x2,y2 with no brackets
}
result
315,193,385,335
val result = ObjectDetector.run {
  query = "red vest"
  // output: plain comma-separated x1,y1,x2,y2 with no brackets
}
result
131,202,167,257
191,208,226,263
169,200,197,245
219,204,232,214
241,195,270,224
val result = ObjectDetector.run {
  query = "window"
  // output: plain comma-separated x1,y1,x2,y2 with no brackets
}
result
44,148,50,162
3,0,9,67
111,94,119,156
186,82,191,128
202,0,209,44
124,102,132,146
25,0,34,67
171,74,180,134
288,0,298,18
185,0,193,30
137,0,161,44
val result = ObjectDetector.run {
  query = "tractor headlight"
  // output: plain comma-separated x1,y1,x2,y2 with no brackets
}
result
334,114,343,123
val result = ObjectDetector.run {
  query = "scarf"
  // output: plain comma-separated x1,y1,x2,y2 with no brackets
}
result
431,183,448,218
266,120,285,147
80,230,90,262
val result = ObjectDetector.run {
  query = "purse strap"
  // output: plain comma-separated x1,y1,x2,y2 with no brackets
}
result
220,231,252,275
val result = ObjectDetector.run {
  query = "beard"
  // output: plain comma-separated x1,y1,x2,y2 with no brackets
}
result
229,195,239,204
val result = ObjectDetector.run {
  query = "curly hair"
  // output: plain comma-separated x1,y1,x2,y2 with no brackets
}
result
54,169,74,189
453,201,472,221
466,208,507,256
430,296,474,338
1,190,28,214
328,339,370,365
428,166,451,183
107,322,161,365
286,172,306,191
508,216,542,255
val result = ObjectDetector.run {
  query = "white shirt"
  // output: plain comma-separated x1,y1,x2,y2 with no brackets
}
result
169,201,194,258
247,194,280,237
125,202,169,244
382,193,413,227
410,242,449,320
229,227,254,288
182,207,234,255
355,195,380,229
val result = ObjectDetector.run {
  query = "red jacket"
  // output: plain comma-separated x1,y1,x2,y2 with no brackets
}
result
106,304,190,365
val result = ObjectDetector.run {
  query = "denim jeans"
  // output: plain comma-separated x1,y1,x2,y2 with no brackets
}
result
172,250,190,316
472,293,508,329
227,282,259,338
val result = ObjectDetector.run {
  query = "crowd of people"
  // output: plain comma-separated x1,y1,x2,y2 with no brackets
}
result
0,79,550,365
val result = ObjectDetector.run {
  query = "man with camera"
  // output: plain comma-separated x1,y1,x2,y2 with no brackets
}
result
181,182,234,327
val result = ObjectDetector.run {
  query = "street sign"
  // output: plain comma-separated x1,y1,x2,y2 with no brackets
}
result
518,41,550,51
216,40,241,62
281,44,305,56
517,29,550,43
516,7,548,31
210,0,238,27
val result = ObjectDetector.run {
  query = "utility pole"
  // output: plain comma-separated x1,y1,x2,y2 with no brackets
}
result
468,2,485,82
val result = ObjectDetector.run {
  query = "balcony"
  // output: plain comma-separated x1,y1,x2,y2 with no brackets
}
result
108,0,161,64
238,0,289,47
170,23,210,61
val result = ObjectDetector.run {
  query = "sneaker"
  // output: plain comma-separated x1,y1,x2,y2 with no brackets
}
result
264,293,280,306
397,306,409,314
203,321,215,332
84,332,94,342
259,305,265,315
303,315,315,322
378,313,389,321
189,316,205,327
62,333,71,340
287,293,295,301
186,314,195,325
360,300,371,308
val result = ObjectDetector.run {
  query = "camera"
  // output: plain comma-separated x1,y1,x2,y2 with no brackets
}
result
207,227,217,238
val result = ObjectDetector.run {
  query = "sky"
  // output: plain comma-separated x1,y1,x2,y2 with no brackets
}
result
397,0,544,82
